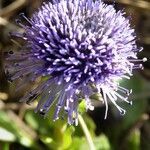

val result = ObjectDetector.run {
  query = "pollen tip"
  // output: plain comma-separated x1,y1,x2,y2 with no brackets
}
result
39,108,46,116
120,109,126,116
89,105,94,111
143,57,147,62
19,13,25,17
129,101,133,105
130,89,132,94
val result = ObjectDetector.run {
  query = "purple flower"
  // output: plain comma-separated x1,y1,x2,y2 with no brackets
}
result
6,0,146,125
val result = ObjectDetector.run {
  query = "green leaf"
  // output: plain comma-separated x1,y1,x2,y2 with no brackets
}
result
68,137,87,150
40,135,57,149
84,114,96,136
78,100,86,114
0,127,16,142
1,143,10,150
68,134,110,150
25,111,39,130
0,111,39,148
25,110,52,135
127,129,140,150
62,126,75,149
40,122,75,150
94,134,111,150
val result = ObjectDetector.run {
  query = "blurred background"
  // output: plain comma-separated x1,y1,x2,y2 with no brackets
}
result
0,0,150,150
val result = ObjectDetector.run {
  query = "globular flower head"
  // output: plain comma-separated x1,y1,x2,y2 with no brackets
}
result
6,0,146,125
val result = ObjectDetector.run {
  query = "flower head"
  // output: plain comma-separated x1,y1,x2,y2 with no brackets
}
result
6,0,146,125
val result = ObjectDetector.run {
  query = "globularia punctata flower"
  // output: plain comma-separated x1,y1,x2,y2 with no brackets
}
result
6,0,146,125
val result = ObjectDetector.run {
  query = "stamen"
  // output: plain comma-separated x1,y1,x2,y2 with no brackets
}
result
113,91,132,105
133,64,143,69
107,92,126,116
129,57,147,62
118,86,132,95
18,13,34,28
101,89,108,119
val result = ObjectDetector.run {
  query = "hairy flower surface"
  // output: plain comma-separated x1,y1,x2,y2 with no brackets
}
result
6,0,146,125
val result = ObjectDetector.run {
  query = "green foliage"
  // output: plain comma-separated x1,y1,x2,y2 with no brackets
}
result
67,134,110,150
0,74,149,149
128,129,140,150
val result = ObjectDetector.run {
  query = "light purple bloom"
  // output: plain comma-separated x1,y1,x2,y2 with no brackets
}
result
6,0,146,125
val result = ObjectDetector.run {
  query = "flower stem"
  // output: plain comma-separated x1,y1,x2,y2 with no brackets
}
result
78,114,95,150
2,142,9,150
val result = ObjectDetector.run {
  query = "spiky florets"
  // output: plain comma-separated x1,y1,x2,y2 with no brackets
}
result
6,0,146,125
